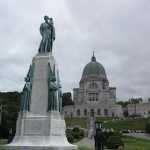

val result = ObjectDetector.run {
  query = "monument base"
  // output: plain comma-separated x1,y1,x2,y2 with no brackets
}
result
6,111,77,150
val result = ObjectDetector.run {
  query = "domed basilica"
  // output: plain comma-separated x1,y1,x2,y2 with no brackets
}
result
64,54,123,118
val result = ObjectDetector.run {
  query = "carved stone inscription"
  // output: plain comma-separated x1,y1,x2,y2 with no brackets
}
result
24,119,49,136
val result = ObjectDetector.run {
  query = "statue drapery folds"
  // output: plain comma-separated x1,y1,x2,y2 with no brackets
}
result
48,63,62,113
21,65,34,112
38,16,55,53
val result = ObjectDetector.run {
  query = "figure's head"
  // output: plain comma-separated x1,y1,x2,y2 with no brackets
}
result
44,15,49,22
49,18,53,24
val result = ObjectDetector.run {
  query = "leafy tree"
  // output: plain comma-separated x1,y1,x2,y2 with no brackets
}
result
117,101,130,108
129,98,143,104
0,91,21,139
62,92,74,107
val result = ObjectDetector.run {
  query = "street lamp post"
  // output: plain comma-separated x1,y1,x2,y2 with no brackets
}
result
0,104,2,125
94,121,104,150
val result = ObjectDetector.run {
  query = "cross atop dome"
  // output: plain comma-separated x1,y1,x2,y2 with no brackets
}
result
91,51,96,62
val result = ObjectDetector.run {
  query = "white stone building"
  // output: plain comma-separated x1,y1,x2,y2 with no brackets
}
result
127,102,150,117
63,54,122,118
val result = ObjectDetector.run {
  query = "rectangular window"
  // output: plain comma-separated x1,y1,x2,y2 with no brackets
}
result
88,93,98,101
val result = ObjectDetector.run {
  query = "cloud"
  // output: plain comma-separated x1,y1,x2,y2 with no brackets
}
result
0,0,150,100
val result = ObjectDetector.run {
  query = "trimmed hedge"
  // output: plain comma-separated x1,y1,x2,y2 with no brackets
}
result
145,122,150,134
107,135,124,149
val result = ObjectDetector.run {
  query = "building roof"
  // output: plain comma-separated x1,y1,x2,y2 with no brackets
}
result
81,53,107,81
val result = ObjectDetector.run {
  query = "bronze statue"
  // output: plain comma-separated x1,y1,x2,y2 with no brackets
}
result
20,65,34,111
47,63,62,112
38,16,55,53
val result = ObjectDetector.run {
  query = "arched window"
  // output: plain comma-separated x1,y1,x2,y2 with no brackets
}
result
97,109,101,115
84,109,87,116
90,109,94,117
104,109,108,116
77,109,80,116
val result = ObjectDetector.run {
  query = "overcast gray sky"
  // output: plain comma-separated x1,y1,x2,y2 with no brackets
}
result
0,0,150,100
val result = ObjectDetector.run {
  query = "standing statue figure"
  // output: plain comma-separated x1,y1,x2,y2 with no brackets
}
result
48,64,58,111
38,16,55,53
20,65,34,111
20,82,31,111
48,63,63,113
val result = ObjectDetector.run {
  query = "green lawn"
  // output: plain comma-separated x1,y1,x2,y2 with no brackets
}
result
103,118,150,131
65,117,88,128
65,117,150,131
65,117,113,129
77,136,150,150
0,146,7,150
123,136,150,150
78,147,93,150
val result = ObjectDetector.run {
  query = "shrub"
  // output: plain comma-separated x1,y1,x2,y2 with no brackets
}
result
145,122,150,134
66,129,74,143
0,125,9,139
102,131,122,146
66,127,84,143
72,132,80,139
106,136,124,149
66,132,74,143
79,129,84,137
103,131,113,145
72,127,84,139
72,127,80,132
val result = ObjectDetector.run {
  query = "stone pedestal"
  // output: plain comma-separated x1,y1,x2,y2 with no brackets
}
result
7,53,77,150
8,111,76,150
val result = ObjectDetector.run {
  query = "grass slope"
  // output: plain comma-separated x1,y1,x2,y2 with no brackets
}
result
65,117,88,128
123,136,150,150
78,147,93,150
103,118,149,131
65,117,150,131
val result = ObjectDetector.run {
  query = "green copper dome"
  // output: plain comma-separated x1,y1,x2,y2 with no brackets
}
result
82,54,106,79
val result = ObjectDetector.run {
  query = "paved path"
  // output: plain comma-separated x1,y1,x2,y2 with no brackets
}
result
75,137,94,149
75,138,109,150
125,133,150,140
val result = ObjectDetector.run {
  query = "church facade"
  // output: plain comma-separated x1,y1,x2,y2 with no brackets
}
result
63,54,123,118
